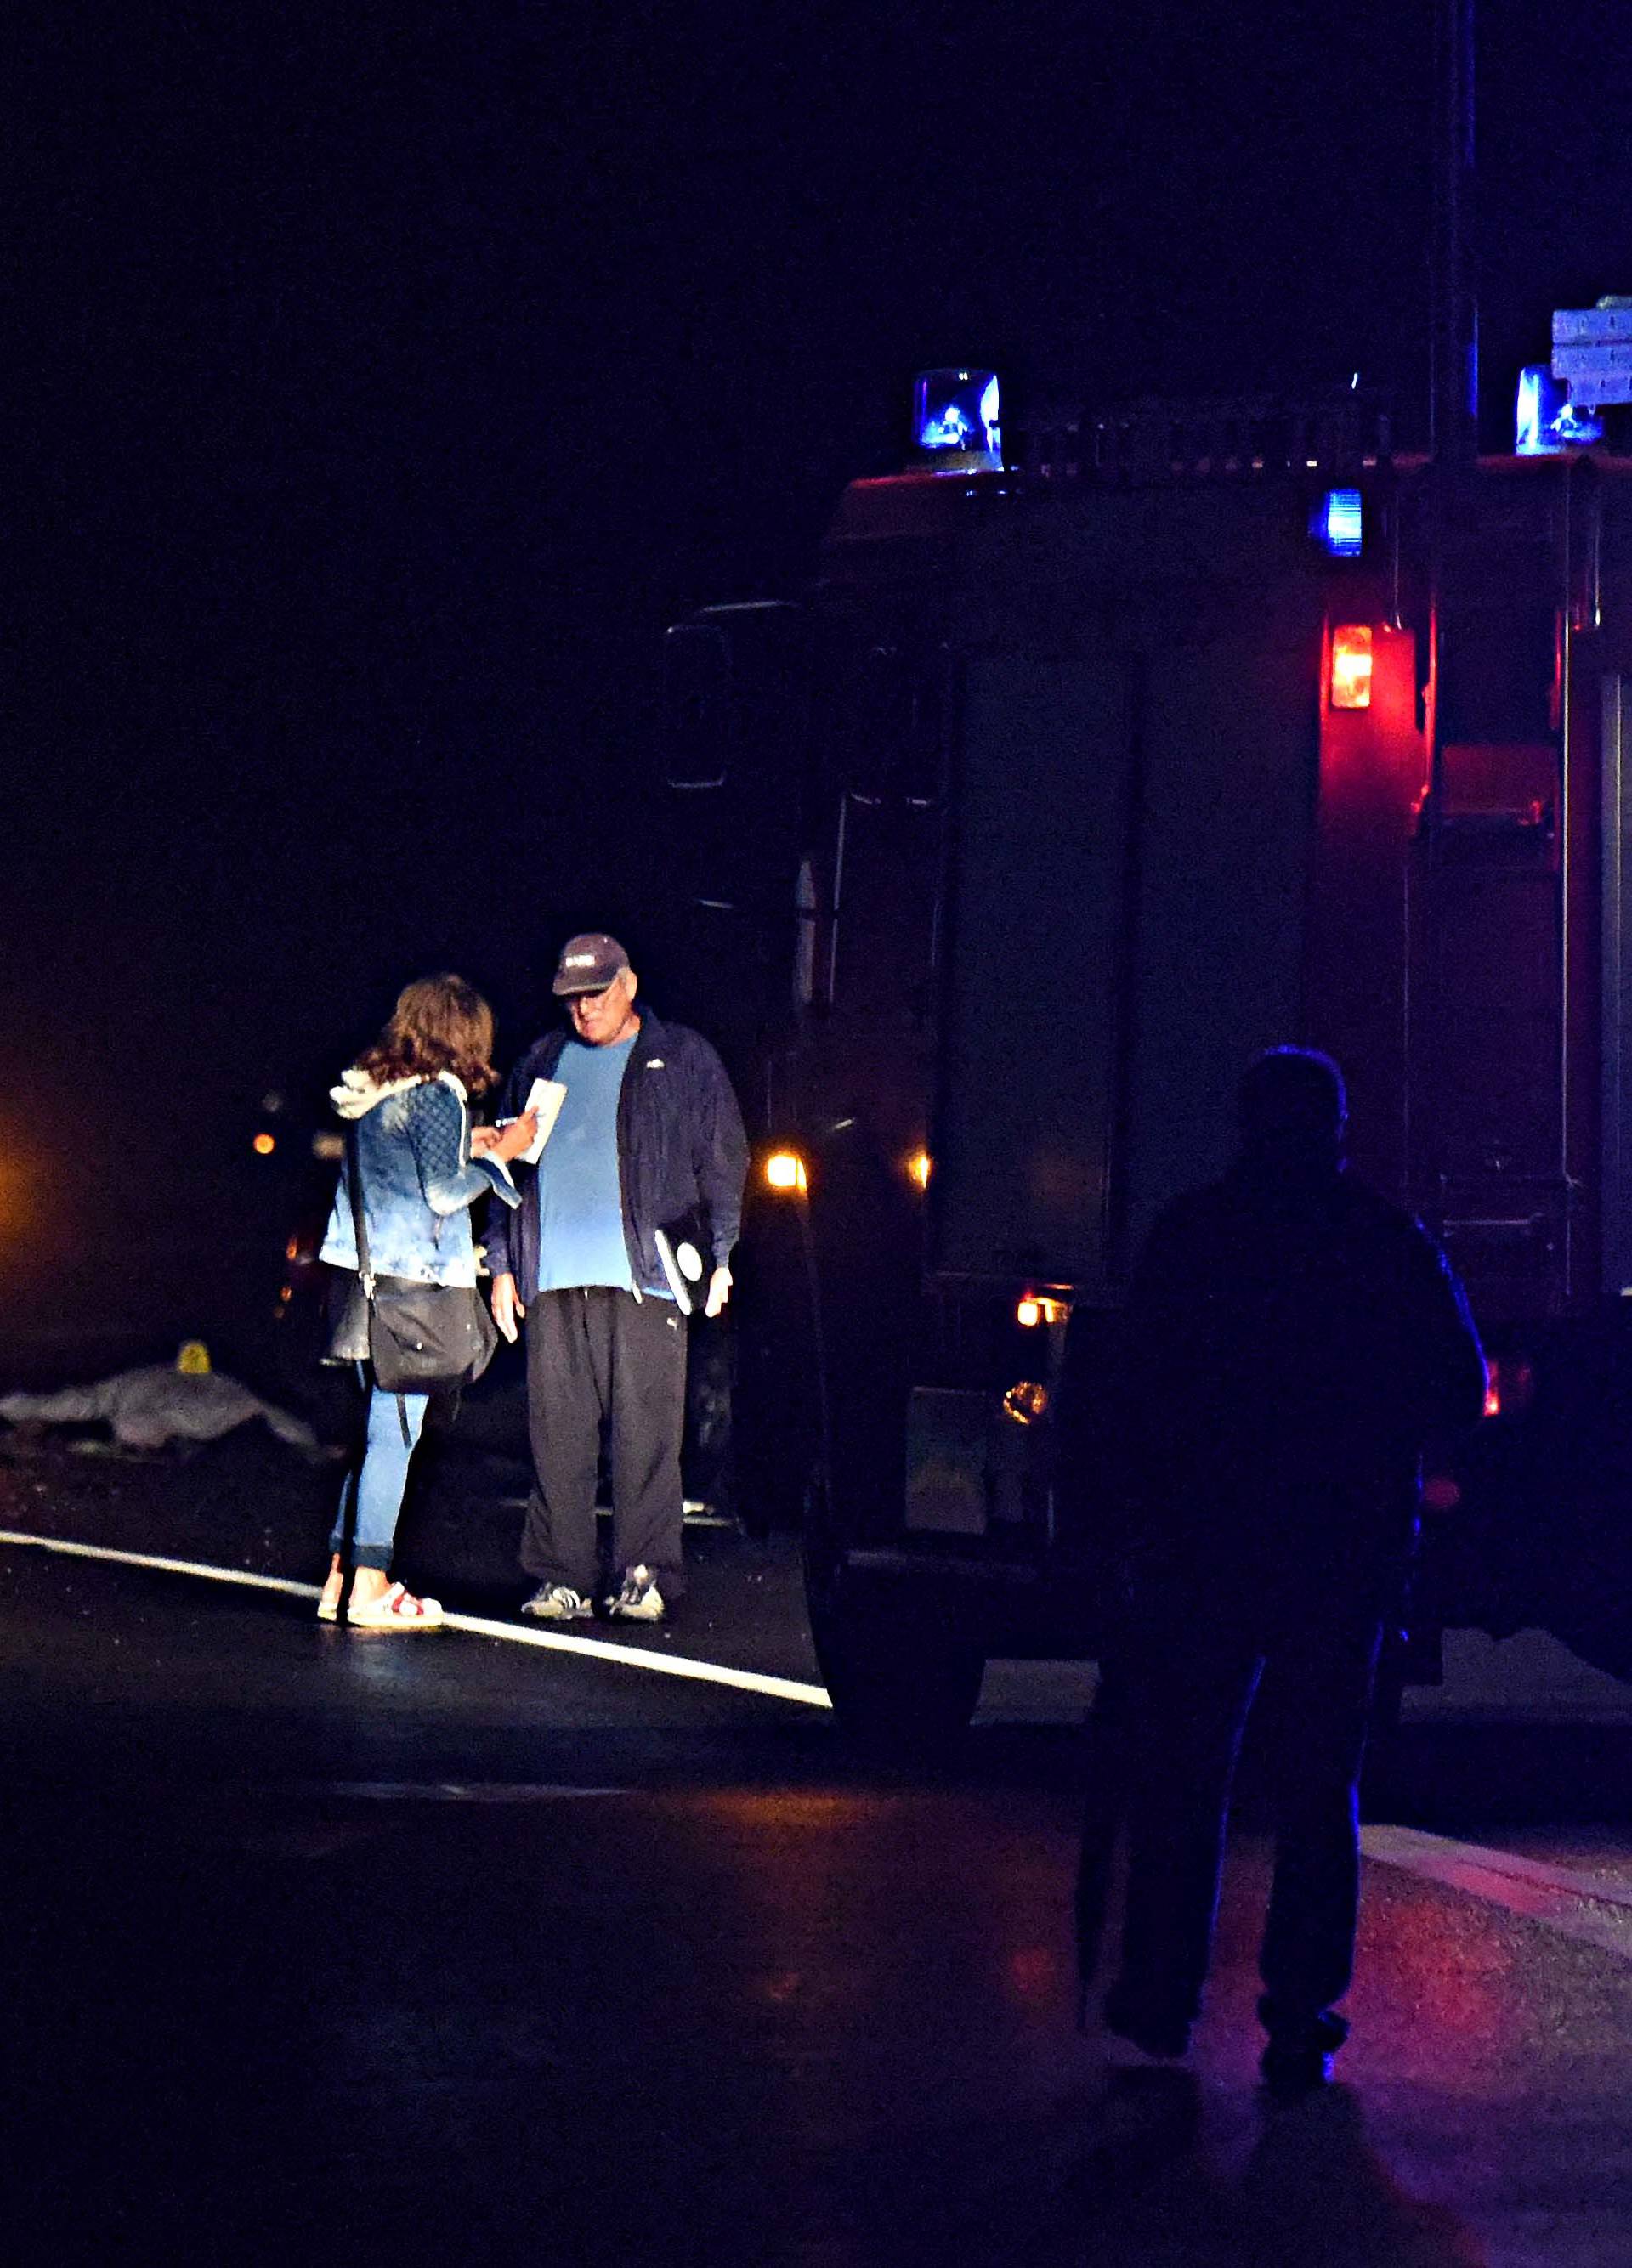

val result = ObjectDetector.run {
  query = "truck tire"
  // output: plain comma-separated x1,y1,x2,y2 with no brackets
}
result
803,1542,987,1750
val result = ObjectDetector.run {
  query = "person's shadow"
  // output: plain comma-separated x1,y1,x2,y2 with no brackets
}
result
1237,2084,1488,2267
997,2074,1489,2268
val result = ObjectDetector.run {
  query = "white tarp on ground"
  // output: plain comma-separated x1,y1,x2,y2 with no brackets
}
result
0,1367,319,1453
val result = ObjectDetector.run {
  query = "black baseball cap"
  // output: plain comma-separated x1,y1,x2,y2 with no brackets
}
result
552,933,632,996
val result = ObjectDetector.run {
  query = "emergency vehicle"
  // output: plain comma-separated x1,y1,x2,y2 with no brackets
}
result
660,347,1632,1737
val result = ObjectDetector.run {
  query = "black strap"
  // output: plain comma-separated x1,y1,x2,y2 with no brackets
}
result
345,1124,375,1297
345,1125,411,1445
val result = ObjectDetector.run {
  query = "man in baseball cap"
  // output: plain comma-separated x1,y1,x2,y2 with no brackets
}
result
484,932,748,1626
551,932,632,996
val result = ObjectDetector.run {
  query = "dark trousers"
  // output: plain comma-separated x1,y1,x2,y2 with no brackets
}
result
521,1287,688,1598
1107,1603,1383,2036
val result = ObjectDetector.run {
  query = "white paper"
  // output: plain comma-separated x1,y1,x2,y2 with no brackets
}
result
519,1077,568,1164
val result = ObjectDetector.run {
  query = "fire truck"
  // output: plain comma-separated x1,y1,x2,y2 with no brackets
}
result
660,362,1632,1739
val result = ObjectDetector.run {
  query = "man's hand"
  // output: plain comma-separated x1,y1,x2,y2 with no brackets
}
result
470,1125,502,1156
704,1264,732,1320
490,1272,525,1342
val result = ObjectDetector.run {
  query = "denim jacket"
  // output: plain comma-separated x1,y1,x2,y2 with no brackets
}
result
319,1069,520,1288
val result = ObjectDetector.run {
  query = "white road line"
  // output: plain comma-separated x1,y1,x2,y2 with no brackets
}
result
319,1783,620,1803
0,1529,319,1596
432,1605,832,1706
0,1528,834,1711
1363,1824,1632,1963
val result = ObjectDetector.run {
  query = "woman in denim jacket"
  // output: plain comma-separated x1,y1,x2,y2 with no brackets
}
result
317,976,538,1628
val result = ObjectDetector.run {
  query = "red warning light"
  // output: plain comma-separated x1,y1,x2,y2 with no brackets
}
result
1330,625,1374,710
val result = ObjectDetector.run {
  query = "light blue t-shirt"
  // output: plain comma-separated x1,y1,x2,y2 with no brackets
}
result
533,1036,636,1294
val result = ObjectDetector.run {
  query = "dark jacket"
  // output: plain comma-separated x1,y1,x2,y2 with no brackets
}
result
1114,1161,1488,1607
483,1007,749,1299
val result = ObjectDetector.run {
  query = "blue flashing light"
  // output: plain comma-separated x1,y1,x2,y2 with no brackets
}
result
1516,364,1602,455
1311,488,1364,558
1517,365,1565,454
913,368,1001,467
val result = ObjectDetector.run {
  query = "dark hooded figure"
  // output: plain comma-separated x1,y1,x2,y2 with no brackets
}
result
1083,1047,1487,2090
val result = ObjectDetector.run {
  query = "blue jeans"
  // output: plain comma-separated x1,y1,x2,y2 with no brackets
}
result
329,1387,428,1570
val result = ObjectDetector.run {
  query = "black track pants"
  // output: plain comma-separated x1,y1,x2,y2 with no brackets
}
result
520,1287,688,1599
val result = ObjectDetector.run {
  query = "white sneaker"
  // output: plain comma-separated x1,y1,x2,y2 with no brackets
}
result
607,1566,666,1621
520,1583,590,1621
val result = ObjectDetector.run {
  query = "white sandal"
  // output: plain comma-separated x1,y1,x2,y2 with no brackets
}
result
343,1581,445,1631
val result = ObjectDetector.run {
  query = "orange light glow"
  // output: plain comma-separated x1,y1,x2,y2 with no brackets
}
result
1017,1294,1068,1328
1330,625,1374,710
1002,1380,1049,1425
764,1150,808,1193
252,1132,277,1157
908,1150,932,1190
1017,1298,1041,1328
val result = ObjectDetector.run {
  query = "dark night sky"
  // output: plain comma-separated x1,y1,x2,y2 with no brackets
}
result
7,0,1632,1335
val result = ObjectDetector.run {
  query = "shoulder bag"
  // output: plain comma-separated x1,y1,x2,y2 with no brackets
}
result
326,1122,498,1399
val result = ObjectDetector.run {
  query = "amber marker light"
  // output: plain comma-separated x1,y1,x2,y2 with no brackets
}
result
764,1150,808,1193
252,1132,277,1157
1002,1381,1050,1425
1329,625,1374,710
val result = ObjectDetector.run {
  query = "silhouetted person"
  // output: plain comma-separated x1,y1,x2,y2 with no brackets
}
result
1085,1048,1487,2090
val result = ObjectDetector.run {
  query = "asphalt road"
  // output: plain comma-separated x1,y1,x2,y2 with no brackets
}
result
6,1530,1632,2268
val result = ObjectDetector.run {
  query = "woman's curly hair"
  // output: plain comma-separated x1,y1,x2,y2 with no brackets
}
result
356,974,499,1096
